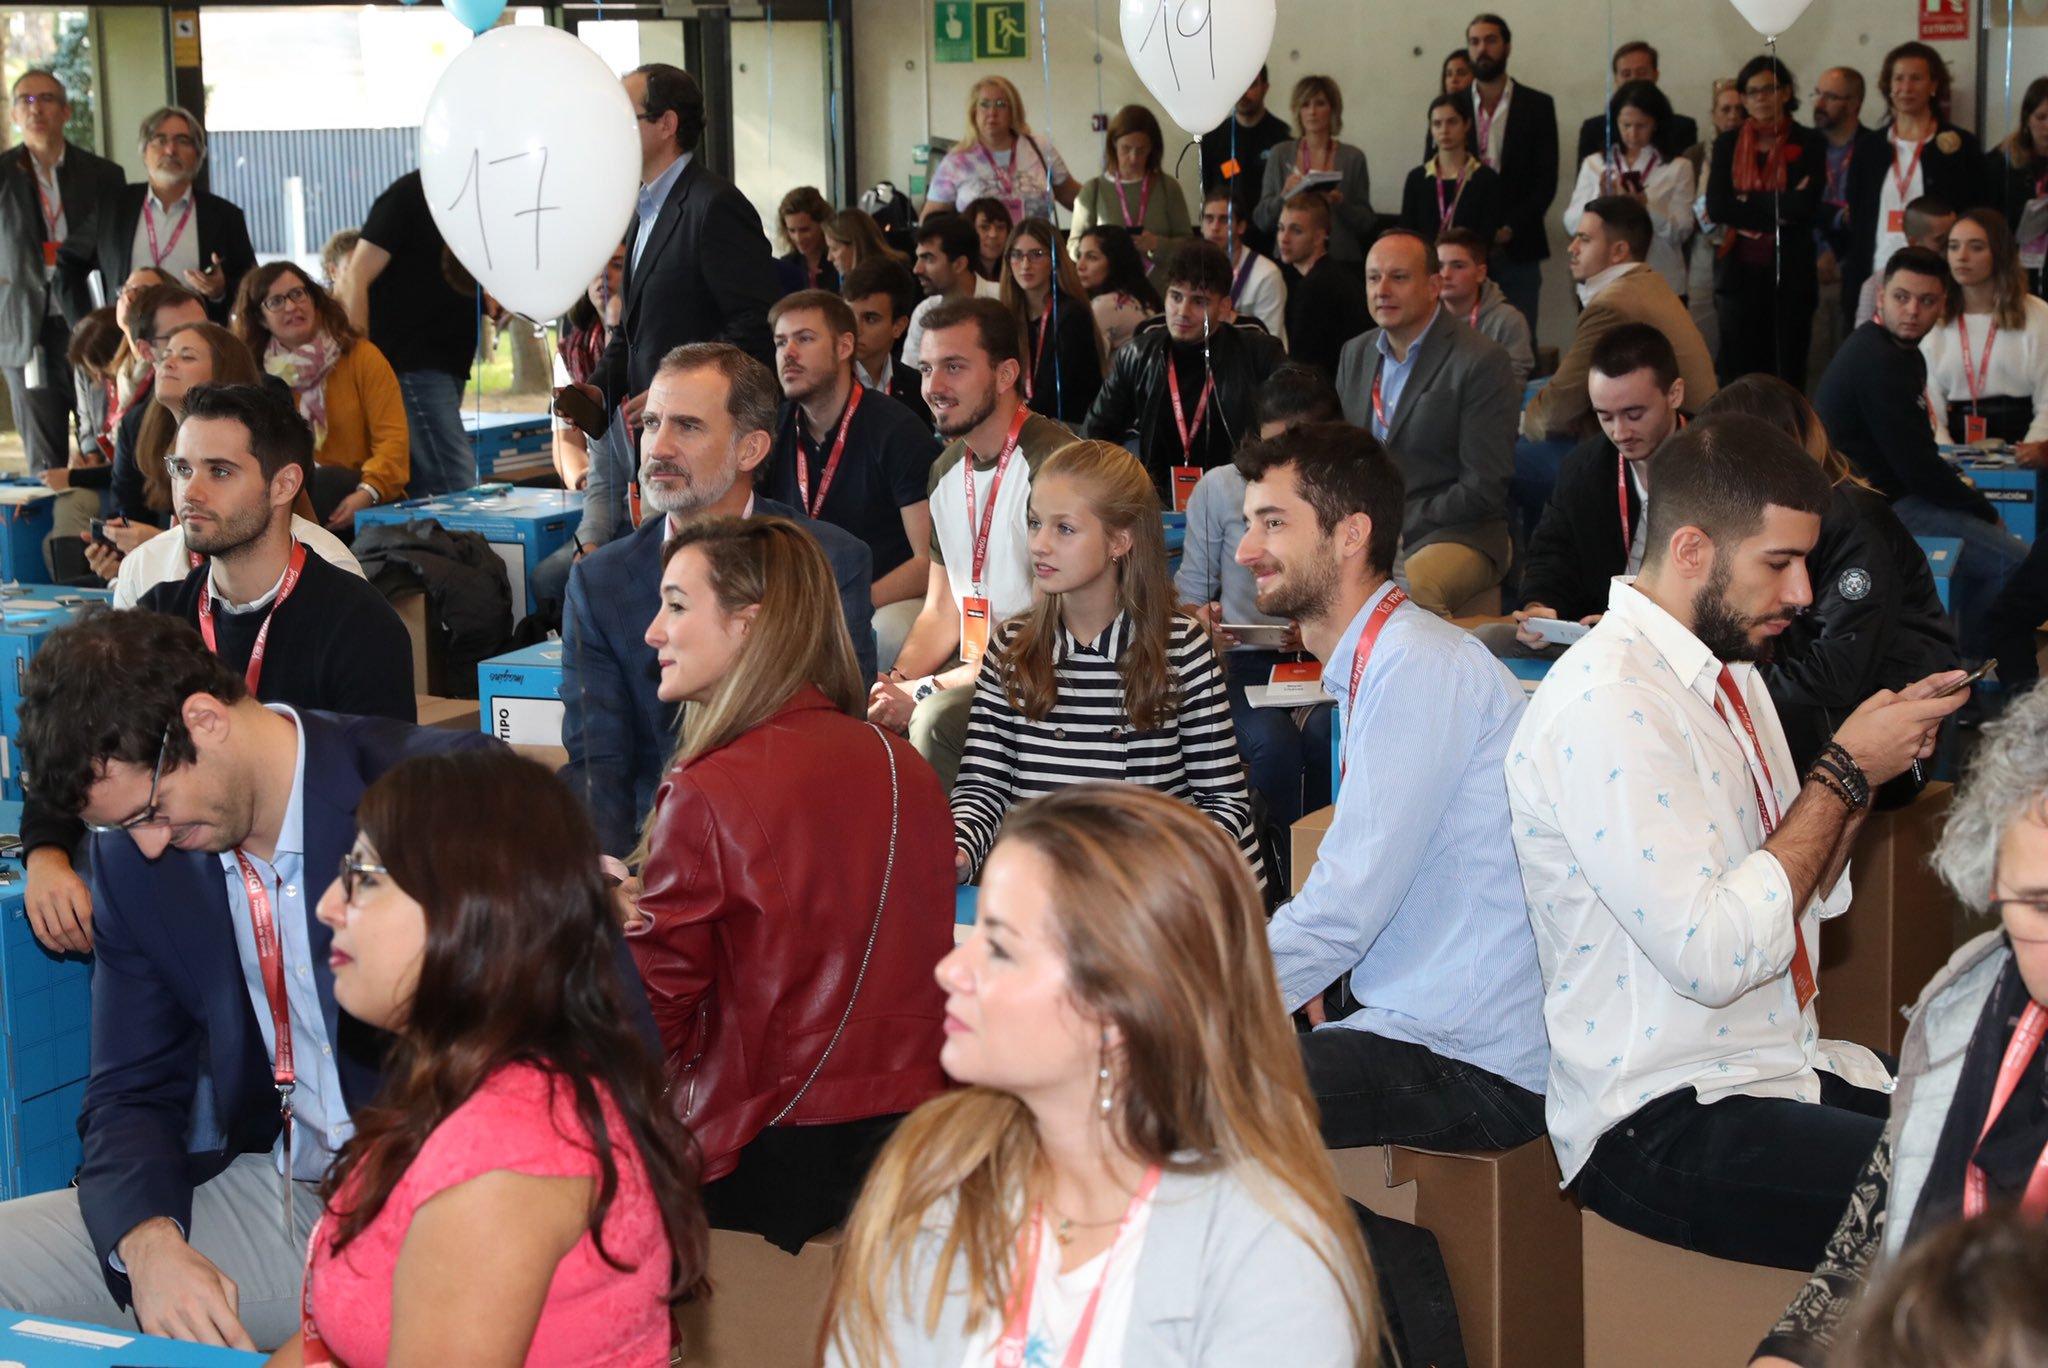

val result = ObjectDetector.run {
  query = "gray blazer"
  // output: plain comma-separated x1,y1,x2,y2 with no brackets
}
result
826,1165,1362,1367
1336,308,1518,568
0,142,123,365
1253,140,1375,263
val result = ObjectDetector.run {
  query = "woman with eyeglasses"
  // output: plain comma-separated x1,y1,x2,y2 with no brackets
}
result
1705,54,1828,388
1751,685,2048,1368
232,262,408,532
921,77,1080,227
264,749,707,1365
823,783,1376,1366
999,218,1105,425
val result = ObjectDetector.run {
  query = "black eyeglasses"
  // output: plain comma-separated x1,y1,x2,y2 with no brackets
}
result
1989,897,2048,921
13,92,64,110
84,724,173,834
338,852,389,907
260,286,309,315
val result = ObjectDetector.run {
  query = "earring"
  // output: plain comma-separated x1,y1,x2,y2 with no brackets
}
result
1097,1029,1114,1118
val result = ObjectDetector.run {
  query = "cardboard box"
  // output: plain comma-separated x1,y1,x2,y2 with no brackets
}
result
1818,780,1968,1055
416,695,481,731
357,486,580,620
1582,1210,1805,1368
0,798,91,1201
393,590,431,696
1332,1141,1583,1368
676,1227,842,1366
478,641,565,751
1290,804,1335,896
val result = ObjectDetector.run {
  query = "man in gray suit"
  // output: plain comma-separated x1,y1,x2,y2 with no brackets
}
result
1335,229,1518,617
0,69,122,473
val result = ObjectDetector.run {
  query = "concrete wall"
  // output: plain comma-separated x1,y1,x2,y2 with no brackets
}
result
733,17,833,235
851,0,1985,350
93,7,169,180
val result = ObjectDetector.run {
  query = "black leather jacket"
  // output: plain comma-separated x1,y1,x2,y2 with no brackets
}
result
1083,316,1284,505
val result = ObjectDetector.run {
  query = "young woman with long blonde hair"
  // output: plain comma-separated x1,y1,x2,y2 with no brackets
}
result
948,439,1256,886
825,782,1377,1366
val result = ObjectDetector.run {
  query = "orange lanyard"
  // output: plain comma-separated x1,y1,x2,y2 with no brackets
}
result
793,384,863,518
995,1165,1162,1367
197,540,308,695
1166,357,1213,461
1713,667,1817,1010
1340,588,1408,781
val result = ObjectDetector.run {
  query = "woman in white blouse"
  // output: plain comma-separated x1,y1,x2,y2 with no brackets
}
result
822,782,1375,1368
1922,208,2048,464
1565,80,1696,300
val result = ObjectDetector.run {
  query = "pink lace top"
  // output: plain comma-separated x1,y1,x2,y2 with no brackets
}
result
304,1062,672,1365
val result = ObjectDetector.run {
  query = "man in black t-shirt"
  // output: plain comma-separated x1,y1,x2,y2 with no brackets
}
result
1275,194,1371,380
1200,66,1291,257
343,170,478,497
764,290,939,671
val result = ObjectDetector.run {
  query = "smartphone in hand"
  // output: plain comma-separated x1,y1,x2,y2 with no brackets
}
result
552,385,609,439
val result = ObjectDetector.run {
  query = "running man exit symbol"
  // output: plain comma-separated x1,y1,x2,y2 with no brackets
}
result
977,1,1028,59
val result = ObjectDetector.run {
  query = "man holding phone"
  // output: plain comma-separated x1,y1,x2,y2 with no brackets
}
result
1477,323,1685,661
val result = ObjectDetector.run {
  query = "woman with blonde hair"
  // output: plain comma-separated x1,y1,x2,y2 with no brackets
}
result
626,515,955,1253
922,76,1080,225
999,218,1105,424
948,440,1255,884
1253,75,1374,263
824,207,906,280
824,781,1376,1365
1922,208,2048,460
1698,376,1957,799
107,318,263,529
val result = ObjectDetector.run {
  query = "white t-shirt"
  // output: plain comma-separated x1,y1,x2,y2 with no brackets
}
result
1231,250,1289,347
903,276,1005,372
113,516,365,608
1873,132,1930,278
1919,295,2048,444
960,1201,1153,1368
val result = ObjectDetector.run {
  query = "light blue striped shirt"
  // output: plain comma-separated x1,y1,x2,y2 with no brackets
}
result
1266,583,1550,1094
632,152,691,271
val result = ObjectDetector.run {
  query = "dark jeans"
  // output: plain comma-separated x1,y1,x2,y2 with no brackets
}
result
703,1113,902,1253
1355,1201,1468,1368
1223,648,1333,833
1574,1071,1890,1270
1492,256,1544,340
1299,1026,1548,1152
3,313,75,474
1716,263,1816,391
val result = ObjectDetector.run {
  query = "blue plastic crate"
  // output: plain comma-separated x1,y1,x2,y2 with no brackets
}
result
463,411,554,481
0,1313,261,1364
0,798,91,1202
0,483,59,582
0,592,108,801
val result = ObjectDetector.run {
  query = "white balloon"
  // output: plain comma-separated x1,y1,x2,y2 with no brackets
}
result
419,27,639,322
1728,0,1815,40
1119,0,1277,138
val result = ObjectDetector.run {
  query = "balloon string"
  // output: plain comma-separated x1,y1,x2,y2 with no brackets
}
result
1769,33,1782,382
1035,0,1062,419
765,3,775,173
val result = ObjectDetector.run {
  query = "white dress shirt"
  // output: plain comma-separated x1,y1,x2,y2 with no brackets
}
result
113,515,364,608
1477,80,1515,171
131,186,201,280
1575,260,1635,308
1920,295,2048,443
1505,577,1891,1182
1230,248,1289,347
1563,149,1697,299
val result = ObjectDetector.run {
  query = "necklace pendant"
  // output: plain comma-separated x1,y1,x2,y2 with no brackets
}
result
1055,1219,1074,1247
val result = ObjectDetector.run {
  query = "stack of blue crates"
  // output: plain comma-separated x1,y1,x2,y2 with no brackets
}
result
0,798,91,1201
0,587,113,802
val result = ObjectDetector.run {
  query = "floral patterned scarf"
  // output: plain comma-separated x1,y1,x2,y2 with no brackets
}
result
263,331,342,449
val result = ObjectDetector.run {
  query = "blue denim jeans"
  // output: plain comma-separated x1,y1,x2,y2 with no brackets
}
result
399,369,475,496
1893,496,2029,659
1223,648,1333,833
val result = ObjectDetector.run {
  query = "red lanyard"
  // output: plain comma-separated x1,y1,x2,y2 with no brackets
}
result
1612,146,1660,191
1339,588,1408,780
794,384,863,518
1826,142,1856,205
1964,1000,2048,1221
1467,299,1481,327
1959,315,1999,405
1476,98,1500,170
981,142,1019,198
1296,139,1334,174
1434,162,1470,227
964,405,1029,593
1617,456,1635,564
144,194,193,268
995,1165,1162,1368
1890,132,1929,202
1712,666,1818,1010
197,540,308,695
1166,358,1214,460
1111,174,1153,231
1023,307,1053,401
25,150,59,240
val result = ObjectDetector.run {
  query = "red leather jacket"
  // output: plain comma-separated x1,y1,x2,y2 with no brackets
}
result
629,686,953,1182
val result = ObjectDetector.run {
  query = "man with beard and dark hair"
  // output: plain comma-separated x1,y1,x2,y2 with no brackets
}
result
1506,412,1972,1271
1463,12,1559,337
1235,422,1550,1155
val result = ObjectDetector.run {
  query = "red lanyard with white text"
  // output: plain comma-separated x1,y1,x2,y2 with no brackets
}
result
795,384,863,518
233,846,301,1247
1712,666,1818,1009
1891,132,1929,202
995,1165,1162,1368
1111,174,1153,231
1339,588,1407,781
965,405,1030,595
197,540,308,695
1959,315,1999,406
145,194,193,268
1476,99,1500,170
1167,358,1213,461
27,150,60,265
1435,163,1469,228
1370,369,1388,437
1023,310,1053,402
1963,1000,2048,1221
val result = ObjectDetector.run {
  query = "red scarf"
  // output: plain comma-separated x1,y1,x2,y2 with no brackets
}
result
1731,117,1798,195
